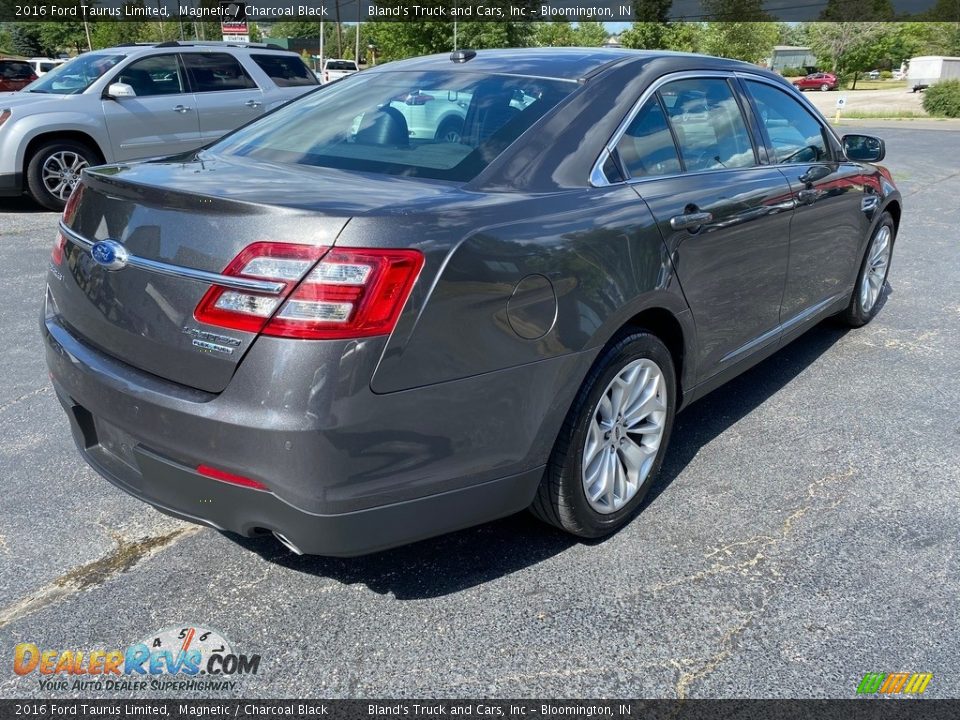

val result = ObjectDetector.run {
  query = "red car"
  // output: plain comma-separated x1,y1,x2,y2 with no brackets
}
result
0,59,38,92
792,72,838,92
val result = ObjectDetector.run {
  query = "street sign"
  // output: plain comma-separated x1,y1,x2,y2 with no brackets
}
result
836,95,847,108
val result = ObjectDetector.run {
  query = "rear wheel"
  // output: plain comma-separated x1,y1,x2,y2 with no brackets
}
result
531,331,676,539
820,83,831,91
434,117,464,144
840,212,895,327
26,139,99,211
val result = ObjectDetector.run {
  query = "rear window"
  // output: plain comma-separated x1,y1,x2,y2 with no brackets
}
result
1,61,34,79
326,61,357,71
251,54,318,87
182,52,257,92
207,71,576,183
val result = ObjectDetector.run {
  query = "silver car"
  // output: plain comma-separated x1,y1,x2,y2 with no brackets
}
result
0,41,318,210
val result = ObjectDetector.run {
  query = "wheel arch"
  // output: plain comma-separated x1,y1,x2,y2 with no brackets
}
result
24,130,106,173
883,198,902,236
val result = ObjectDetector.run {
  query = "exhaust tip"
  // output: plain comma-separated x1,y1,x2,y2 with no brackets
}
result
272,531,305,555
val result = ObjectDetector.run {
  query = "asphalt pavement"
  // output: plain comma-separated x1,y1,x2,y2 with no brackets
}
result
0,122,958,699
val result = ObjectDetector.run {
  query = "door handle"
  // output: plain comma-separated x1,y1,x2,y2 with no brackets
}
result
669,212,713,231
173,105,191,113
797,188,820,204
245,99,263,108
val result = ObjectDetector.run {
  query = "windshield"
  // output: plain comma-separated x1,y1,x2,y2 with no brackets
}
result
25,53,125,94
207,71,576,183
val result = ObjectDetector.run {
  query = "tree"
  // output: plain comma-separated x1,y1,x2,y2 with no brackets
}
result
620,22,703,51
574,21,608,46
533,22,577,47
819,0,894,20
807,22,890,86
701,22,779,62
9,24,46,56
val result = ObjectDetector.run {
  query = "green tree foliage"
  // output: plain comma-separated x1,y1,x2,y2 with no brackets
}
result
575,21,608,47
807,22,888,84
9,23,46,56
819,0,894,20
701,22,779,62
620,22,703,52
365,21,532,63
533,21,577,46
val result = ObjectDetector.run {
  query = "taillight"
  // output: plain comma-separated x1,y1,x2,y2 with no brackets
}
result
51,231,66,265
194,244,423,340
264,248,424,339
62,182,85,224
194,242,328,334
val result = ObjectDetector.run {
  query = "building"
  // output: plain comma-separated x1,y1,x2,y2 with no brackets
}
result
769,46,818,73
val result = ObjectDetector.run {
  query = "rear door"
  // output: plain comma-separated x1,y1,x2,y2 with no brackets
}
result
181,52,265,143
247,53,318,106
617,75,795,382
101,53,201,161
740,79,867,322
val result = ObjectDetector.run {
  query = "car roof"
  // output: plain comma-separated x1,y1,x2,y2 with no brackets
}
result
105,42,299,58
367,47,763,82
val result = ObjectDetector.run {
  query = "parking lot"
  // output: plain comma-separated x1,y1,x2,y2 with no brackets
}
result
0,121,958,699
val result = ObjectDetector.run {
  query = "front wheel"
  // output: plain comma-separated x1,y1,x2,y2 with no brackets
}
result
26,140,99,211
820,83,831,91
530,331,676,539
839,212,895,327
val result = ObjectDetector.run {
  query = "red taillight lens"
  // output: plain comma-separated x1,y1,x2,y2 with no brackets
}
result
194,243,423,341
51,231,67,265
194,242,328,334
197,464,269,491
61,182,85,224
264,248,424,340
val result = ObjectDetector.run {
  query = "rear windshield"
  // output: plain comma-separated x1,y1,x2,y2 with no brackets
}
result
206,71,576,182
326,61,357,71
1,61,34,79
251,53,318,87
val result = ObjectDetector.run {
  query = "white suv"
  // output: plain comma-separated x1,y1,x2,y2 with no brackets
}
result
0,41,318,210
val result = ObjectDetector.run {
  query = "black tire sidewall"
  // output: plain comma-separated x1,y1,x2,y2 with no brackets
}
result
26,140,98,211
556,332,677,537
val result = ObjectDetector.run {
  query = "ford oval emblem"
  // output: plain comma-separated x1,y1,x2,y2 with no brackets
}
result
90,240,128,271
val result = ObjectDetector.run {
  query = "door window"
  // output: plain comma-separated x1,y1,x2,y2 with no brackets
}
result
658,78,756,172
114,54,185,96
614,95,681,178
182,53,257,92
251,54,318,87
744,80,830,164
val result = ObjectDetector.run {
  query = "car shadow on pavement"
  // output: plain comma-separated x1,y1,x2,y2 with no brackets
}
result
0,196,49,214
227,309,879,599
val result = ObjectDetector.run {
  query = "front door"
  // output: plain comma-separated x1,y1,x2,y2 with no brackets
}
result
617,77,795,382
101,53,200,161
741,79,868,321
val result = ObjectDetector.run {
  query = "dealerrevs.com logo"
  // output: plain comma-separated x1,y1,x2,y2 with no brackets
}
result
13,625,261,692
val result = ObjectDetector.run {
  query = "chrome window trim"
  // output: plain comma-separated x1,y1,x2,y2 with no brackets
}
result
58,222,287,295
589,69,842,188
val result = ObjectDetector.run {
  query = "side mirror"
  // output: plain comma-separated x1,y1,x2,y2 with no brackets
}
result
105,82,136,99
842,134,885,162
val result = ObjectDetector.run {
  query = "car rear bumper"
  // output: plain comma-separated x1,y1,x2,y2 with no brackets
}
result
43,294,584,555
59,410,542,556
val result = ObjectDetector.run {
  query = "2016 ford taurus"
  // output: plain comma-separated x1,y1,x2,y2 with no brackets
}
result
43,49,901,556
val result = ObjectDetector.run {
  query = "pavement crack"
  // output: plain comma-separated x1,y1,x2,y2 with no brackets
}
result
0,386,50,414
654,466,857,698
0,527,199,630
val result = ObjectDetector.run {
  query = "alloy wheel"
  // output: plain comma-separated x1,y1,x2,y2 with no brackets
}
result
860,225,891,313
582,358,667,514
42,150,89,201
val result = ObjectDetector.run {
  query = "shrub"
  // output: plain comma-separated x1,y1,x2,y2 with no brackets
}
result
880,70,893,80
923,80,960,118
780,66,806,77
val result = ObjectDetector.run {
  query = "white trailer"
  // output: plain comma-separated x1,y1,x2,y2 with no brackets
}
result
908,56,960,92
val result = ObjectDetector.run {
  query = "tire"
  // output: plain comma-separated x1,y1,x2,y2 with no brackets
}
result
839,212,895,327
820,83,831,91
26,139,100,212
531,331,677,539
434,117,464,144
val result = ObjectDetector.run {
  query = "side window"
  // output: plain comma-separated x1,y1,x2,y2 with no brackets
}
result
115,54,185,96
250,54,318,87
744,80,830,164
182,53,258,93
659,78,756,172
614,95,681,179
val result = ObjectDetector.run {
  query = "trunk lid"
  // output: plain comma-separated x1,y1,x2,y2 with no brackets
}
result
50,159,353,393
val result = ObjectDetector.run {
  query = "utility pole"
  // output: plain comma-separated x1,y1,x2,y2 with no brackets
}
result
319,20,324,74
453,22,458,51
355,19,360,65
